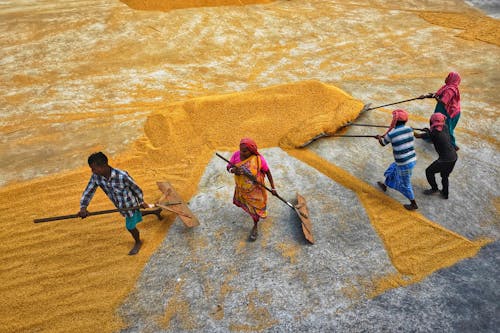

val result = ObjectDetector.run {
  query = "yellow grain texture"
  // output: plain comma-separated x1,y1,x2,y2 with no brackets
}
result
275,242,299,264
120,0,275,11
228,290,278,331
0,170,174,333
1,0,497,331
419,12,500,46
286,148,491,295
1,77,492,331
0,80,361,332
1,74,492,331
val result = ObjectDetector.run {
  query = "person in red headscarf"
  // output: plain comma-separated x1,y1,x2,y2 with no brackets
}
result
227,138,277,241
419,72,461,150
414,113,458,199
375,109,418,210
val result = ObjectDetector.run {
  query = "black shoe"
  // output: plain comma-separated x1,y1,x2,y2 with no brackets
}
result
404,203,418,210
377,181,387,192
423,188,439,195
440,191,449,199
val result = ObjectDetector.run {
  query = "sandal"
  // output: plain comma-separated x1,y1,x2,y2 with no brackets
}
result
249,228,258,242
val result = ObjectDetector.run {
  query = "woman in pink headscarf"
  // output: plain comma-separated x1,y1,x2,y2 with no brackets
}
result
420,72,461,150
227,138,277,241
414,113,457,199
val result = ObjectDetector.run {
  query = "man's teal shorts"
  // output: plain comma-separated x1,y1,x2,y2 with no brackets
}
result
125,210,143,230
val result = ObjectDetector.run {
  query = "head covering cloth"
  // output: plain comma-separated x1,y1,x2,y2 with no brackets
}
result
435,72,461,118
383,109,409,136
240,137,259,155
430,113,446,132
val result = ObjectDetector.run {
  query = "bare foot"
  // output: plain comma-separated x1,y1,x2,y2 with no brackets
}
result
249,227,258,242
128,241,142,255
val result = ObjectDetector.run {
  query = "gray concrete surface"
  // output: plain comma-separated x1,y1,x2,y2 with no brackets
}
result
119,147,499,332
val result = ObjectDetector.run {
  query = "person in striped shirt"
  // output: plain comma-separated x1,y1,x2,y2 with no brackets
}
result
78,152,150,255
375,109,418,210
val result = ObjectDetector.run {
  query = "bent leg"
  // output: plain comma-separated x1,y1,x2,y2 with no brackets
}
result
425,160,441,191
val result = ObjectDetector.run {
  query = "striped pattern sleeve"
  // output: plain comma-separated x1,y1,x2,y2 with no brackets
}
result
383,126,417,165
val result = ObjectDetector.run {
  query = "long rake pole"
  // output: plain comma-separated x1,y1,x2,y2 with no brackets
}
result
330,134,377,138
300,97,426,148
347,123,427,131
215,153,296,210
33,202,180,223
216,152,311,228
34,206,153,223
361,96,424,112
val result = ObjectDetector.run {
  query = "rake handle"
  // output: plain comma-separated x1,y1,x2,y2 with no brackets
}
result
331,134,377,138
33,206,163,223
345,124,427,131
365,96,423,111
215,153,295,209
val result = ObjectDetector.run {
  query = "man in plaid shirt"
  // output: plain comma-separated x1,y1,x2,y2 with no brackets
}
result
78,152,149,255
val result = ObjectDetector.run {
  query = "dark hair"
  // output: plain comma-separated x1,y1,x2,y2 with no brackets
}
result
88,152,108,166
396,120,406,126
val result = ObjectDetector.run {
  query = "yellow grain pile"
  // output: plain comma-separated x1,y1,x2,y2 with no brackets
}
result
287,149,488,296
0,80,489,331
0,80,363,332
419,12,500,46
120,0,275,11
140,80,363,154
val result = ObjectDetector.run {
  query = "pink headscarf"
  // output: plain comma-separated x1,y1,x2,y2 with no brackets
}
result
383,109,409,136
240,137,259,155
435,72,461,118
430,113,446,132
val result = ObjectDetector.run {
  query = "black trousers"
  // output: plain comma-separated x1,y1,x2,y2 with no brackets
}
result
425,159,457,196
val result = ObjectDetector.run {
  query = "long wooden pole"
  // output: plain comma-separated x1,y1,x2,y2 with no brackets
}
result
215,153,310,220
33,202,180,223
360,96,424,112
216,153,295,208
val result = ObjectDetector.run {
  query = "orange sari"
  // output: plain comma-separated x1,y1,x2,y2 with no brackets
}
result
233,154,267,221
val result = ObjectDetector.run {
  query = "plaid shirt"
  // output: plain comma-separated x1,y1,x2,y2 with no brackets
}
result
80,168,144,217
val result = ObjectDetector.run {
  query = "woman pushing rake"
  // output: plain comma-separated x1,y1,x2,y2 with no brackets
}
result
217,138,314,243
222,138,277,241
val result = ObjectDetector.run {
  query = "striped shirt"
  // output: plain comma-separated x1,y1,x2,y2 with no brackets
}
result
80,168,144,217
381,125,417,165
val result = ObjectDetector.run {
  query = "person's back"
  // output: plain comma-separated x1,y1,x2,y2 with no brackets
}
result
428,124,457,162
415,114,458,200
385,124,417,166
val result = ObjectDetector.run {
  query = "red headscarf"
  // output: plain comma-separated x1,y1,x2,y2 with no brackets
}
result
430,113,446,132
383,109,409,136
435,72,461,118
240,137,259,155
